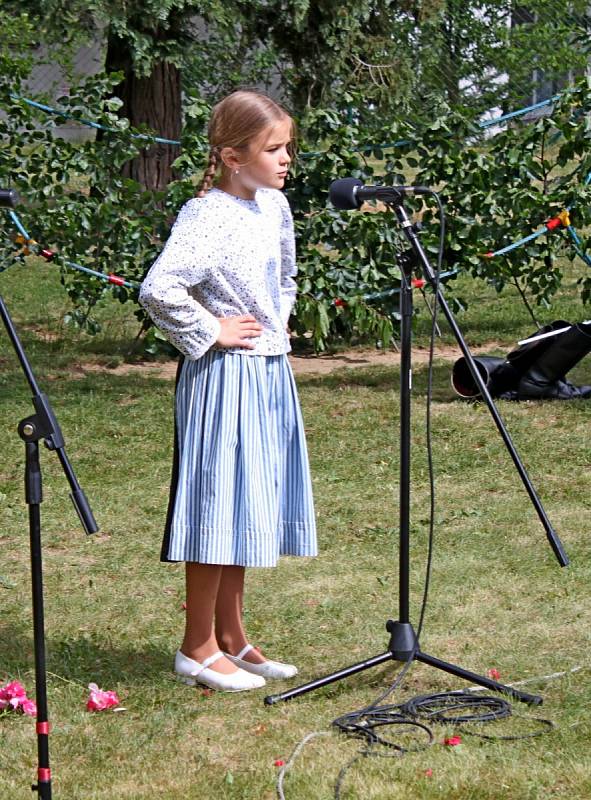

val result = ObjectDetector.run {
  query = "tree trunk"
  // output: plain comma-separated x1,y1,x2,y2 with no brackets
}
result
104,29,182,192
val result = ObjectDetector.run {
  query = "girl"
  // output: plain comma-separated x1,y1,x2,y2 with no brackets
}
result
139,90,317,692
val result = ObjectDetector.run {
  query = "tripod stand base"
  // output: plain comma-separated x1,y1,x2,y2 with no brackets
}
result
264,621,542,707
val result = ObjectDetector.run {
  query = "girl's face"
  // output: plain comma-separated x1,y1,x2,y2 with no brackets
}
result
224,117,293,200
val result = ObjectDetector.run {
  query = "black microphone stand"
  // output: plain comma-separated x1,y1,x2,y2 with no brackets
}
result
265,193,568,707
1,194,98,798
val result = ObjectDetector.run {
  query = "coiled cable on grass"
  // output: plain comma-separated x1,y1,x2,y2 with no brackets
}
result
402,691,512,724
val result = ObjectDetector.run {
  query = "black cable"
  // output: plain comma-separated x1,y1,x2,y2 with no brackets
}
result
332,704,435,800
333,705,434,750
403,690,556,740
459,716,556,742
417,190,444,640
333,694,510,749
402,691,512,723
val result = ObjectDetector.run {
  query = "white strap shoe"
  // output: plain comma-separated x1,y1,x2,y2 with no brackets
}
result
224,644,298,680
174,650,266,692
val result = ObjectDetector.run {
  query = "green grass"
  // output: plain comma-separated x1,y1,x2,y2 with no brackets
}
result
0,261,590,799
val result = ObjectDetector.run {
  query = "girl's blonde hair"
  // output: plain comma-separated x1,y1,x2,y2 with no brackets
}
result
196,89,294,197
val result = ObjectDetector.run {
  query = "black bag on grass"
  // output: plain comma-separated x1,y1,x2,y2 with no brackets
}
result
451,320,591,400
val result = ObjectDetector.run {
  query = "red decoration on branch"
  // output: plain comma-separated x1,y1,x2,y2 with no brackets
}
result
546,210,571,230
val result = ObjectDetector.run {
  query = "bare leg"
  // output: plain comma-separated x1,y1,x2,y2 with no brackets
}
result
215,566,266,664
181,563,237,674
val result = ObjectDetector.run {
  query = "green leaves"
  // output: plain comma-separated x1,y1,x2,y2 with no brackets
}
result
287,77,591,350
0,65,201,342
2,3,591,354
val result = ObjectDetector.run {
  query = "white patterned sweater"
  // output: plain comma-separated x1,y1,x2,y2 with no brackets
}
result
139,187,297,361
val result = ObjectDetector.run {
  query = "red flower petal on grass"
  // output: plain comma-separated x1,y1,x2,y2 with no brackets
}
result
273,759,285,767
0,680,26,700
487,668,501,680
20,698,37,717
424,768,433,777
0,680,36,716
444,735,462,747
86,683,120,712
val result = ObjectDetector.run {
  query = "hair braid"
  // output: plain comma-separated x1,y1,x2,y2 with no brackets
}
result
196,147,220,197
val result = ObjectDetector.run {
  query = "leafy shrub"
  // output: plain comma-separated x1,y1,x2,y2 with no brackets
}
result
2,46,591,352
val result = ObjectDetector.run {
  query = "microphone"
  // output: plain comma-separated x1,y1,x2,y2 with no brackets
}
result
329,177,431,210
0,188,19,208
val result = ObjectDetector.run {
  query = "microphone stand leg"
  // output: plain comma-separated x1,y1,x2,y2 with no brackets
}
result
25,441,53,799
264,652,394,705
265,621,541,707
414,650,542,706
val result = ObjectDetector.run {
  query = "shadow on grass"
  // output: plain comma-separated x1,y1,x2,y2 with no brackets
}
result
297,360,461,403
0,361,175,407
285,663,413,704
3,324,525,410
2,336,461,402
1,624,171,687
2,620,411,699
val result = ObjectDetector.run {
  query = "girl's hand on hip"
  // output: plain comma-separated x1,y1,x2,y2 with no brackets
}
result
216,315,263,349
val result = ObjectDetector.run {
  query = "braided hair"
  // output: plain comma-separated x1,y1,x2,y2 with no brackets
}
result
196,147,220,197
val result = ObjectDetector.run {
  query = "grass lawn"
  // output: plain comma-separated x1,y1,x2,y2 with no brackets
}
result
0,260,590,799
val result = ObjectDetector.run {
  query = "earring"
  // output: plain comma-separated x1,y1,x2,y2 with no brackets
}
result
234,169,240,175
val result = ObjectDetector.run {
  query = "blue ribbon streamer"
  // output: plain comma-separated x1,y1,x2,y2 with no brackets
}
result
3,209,140,289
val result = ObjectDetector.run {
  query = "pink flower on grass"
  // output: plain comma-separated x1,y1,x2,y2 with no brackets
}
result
0,680,37,717
0,680,26,707
444,735,462,747
19,698,37,717
487,668,501,680
86,683,120,712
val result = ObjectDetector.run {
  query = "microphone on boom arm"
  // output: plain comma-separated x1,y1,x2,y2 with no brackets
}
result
329,177,431,210
0,189,19,208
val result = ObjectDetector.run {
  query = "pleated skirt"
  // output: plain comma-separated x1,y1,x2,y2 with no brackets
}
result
161,350,318,567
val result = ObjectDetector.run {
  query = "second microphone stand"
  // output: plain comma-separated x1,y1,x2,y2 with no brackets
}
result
265,194,568,707
0,294,99,799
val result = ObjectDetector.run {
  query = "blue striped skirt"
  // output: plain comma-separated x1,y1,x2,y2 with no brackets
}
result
161,351,317,567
